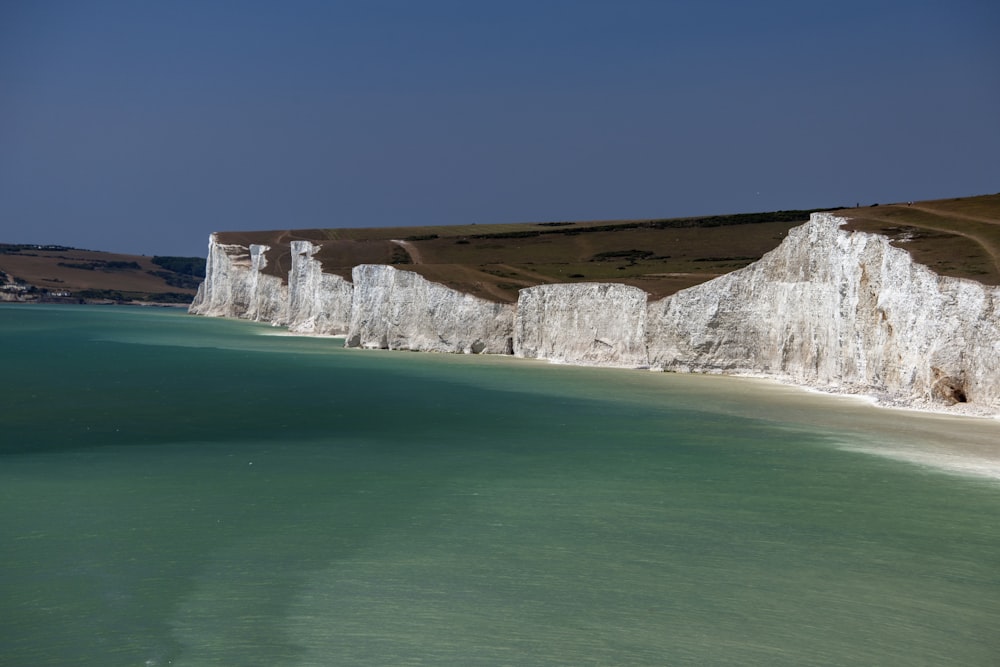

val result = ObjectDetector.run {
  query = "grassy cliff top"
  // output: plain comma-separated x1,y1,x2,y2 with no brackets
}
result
840,194,1000,286
216,194,1000,303
217,209,827,302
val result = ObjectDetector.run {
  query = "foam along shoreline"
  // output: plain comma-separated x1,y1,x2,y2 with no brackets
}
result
548,363,1000,483
256,330,346,340
750,375,1000,481
616,366,999,481
554,357,1000,481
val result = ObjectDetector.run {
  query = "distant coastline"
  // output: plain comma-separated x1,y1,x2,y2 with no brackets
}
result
0,243,204,305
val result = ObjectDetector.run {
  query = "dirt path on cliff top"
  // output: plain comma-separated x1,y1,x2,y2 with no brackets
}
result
390,239,423,264
853,203,1000,277
906,204,1000,274
909,204,1000,226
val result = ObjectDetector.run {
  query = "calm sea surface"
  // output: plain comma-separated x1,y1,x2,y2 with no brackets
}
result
2,304,998,666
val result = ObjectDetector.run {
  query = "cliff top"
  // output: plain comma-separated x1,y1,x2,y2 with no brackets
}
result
841,194,1000,286
216,209,826,302
213,193,1000,302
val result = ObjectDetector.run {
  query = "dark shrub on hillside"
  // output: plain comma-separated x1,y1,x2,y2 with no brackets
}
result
152,256,207,277
147,270,202,289
590,250,654,262
390,247,413,265
58,260,141,271
143,292,194,303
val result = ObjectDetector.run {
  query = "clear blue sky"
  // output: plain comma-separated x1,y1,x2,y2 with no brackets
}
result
2,1,998,257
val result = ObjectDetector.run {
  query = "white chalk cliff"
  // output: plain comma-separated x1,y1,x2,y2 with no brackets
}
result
644,213,999,411
286,241,353,335
190,237,288,324
189,214,1000,414
346,264,514,354
514,282,649,367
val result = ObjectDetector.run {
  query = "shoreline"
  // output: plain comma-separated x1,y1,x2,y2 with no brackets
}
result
516,352,1000,420
669,375,1000,482
750,372,1000,421
250,325,1000,481
256,325,999,420
498,355,1000,482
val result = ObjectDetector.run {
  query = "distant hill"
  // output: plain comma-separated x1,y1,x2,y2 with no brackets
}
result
0,245,205,304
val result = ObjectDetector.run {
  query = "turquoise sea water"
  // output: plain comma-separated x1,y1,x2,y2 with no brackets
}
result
2,304,998,666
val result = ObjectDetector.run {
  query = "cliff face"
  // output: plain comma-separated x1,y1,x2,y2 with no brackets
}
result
346,264,514,354
645,213,1000,409
514,282,649,367
245,244,288,324
189,235,241,317
190,214,1000,414
287,241,353,335
189,236,512,353
189,236,287,324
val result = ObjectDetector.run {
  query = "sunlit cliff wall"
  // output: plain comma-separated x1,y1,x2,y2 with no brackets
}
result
190,215,1000,414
